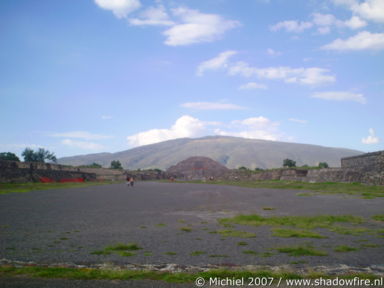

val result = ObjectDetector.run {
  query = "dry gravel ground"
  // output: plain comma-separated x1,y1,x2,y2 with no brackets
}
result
0,181,383,287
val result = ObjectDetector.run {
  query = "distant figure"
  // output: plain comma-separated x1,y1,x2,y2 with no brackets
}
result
129,177,134,187
126,175,130,186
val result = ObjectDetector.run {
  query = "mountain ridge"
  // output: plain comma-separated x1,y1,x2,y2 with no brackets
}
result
58,136,363,169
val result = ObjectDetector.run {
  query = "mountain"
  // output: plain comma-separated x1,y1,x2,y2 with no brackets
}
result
57,136,363,170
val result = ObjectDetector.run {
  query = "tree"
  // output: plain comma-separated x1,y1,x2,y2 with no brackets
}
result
22,148,57,163
238,166,249,171
0,152,20,162
110,160,122,170
283,158,296,168
318,162,329,169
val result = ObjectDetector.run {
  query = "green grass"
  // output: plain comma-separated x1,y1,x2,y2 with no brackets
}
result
190,251,206,256
262,207,275,210
272,228,326,238
209,254,228,258
143,252,152,256
164,252,177,256
91,243,142,256
180,227,192,232
277,245,328,256
117,251,136,257
219,214,363,232
328,226,369,235
156,223,166,227
180,180,384,199
242,250,258,255
215,229,256,238
334,245,359,252
372,214,384,221
237,241,248,246
2,266,381,283
0,181,117,195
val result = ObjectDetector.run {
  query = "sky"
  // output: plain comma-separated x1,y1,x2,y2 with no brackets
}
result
0,0,383,159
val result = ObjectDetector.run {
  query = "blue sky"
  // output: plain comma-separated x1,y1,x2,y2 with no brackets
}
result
1,0,383,158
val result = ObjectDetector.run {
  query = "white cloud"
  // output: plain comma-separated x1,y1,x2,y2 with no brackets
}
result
52,131,112,140
312,13,366,33
215,117,281,141
126,115,284,147
343,15,367,29
352,0,384,23
163,7,240,46
101,115,113,120
94,0,141,18
270,20,313,33
228,62,335,85
322,31,384,51
362,128,380,144
239,82,268,90
197,51,335,86
196,50,237,76
332,0,384,23
61,139,105,151
181,102,246,110
129,5,174,26
126,115,208,146
266,48,282,56
289,118,308,124
311,91,366,103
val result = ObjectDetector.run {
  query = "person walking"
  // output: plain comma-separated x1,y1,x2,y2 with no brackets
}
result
129,176,134,187
126,175,130,186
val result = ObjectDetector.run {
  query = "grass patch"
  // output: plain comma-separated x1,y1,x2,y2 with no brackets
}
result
143,252,152,256
215,230,256,238
190,251,206,256
334,245,359,252
237,241,248,246
156,223,166,227
277,245,327,256
117,251,135,257
2,265,381,283
260,252,274,258
91,243,142,256
164,252,177,256
360,243,380,248
219,214,363,234
0,181,116,195
272,228,326,238
209,254,228,258
180,227,192,232
372,214,384,221
182,180,384,199
328,226,368,235
242,250,258,255
262,207,275,210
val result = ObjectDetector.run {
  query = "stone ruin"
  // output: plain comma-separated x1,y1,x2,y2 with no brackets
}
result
166,156,229,180
165,151,384,185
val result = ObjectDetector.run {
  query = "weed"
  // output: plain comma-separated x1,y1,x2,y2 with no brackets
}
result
242,250,258,255
190,251,206,256
334,245,358,252
262,207,275,210
272,229,326,238
180,227,192,232
277,245,327,256
372,215,384,221
215,230,256,238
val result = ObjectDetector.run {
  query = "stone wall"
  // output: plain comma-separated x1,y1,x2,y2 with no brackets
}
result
0,160,126,183
341,151,384,172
